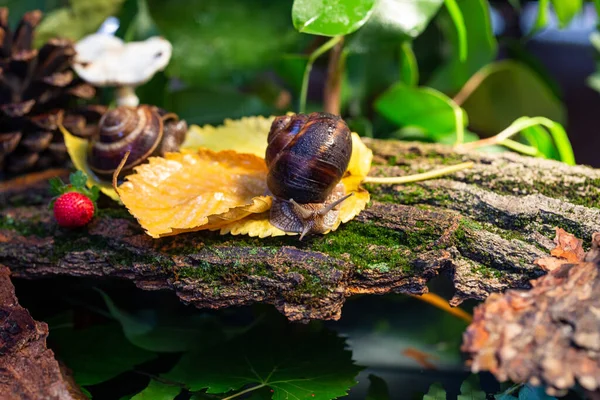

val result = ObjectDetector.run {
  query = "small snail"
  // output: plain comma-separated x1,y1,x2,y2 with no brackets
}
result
265,112,353,240
87,105,187,178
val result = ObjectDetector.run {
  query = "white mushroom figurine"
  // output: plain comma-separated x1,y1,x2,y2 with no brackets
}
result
73,34,172,107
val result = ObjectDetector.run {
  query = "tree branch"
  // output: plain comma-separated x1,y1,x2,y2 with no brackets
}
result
1,139,599,322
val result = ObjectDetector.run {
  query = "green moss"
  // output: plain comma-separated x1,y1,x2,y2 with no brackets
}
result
48,230,175,270
310,220,436,272
368,184,451,206
462,173,600,210
0,213,49,237
471,263,502,279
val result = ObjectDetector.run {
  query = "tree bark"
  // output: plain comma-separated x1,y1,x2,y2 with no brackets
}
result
1,139,599,322
0,264,86,400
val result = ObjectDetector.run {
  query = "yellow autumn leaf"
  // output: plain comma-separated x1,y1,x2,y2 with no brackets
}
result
59,124,120,202
116,149,270,238
182,115,275,157
345,132,373,191
111,114,374,239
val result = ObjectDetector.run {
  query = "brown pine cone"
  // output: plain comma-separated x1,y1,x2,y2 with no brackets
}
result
0,8,102,176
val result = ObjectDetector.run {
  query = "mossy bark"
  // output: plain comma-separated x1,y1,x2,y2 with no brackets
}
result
1,140,599,322
0,265,86,400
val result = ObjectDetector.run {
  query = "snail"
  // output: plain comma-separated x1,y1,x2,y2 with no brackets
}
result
87,105,187,179
265,112,354,240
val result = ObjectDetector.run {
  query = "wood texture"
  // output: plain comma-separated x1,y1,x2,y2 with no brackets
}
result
0,265,86,400
1,139,599,322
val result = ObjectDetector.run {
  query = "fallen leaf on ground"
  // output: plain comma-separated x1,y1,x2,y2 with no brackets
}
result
116,150,270,238
182,115,275,157
117,115,373,239
534,227,586,271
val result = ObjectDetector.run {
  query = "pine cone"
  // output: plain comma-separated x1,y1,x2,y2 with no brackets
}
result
0,8,102,175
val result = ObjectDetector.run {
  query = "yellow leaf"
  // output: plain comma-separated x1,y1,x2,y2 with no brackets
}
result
115,115,374,239
116,149,269,238
345,132,374,189
182,115,275,157
59,124,120,202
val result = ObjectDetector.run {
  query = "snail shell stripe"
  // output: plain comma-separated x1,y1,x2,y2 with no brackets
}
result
88,106,164,175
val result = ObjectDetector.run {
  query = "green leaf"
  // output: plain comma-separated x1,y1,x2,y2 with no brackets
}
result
366,374,390,400
399,41,419,86
292,0,376,36
529,0,549,34
148,0,304,86
375,83,467,141
423,383,446,400
457,375,486,400
120,0,159,42
89,186,101,202
443,0,467,61
49,322,156,386
346,0,444,53
491,116,574,165
458,60,566,136
519,126,559,160
587,70,600,93
69,170,88,189
131,380,182,399
517,385,557,400
49,177,65,197
35,0,127,46
550,0,582,28
428,0,497,93
163,318,362,399
97,289,232,352
81,387,93,399
495,384,558,400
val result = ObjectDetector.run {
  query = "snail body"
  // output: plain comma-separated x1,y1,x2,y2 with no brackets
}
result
265,112,353,239
87,105,187,178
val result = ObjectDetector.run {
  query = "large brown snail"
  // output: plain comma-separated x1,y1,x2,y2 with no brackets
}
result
87,105,187,178
265,112,354,239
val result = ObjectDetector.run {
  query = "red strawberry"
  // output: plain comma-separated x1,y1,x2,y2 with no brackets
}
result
53,192,95,228
49,171,100,228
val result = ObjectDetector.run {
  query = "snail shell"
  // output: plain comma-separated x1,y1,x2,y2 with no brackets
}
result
87,105,187,178
265,112,353,239
265,112,352,204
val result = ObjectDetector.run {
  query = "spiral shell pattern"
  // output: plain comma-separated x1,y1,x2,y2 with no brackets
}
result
265,112,352,204
87,105,180,177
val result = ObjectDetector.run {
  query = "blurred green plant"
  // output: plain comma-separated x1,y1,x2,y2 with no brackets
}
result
6,0,581,164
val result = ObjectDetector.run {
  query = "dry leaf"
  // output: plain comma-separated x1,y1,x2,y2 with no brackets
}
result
534,227,586,271
116,150,270,238
182,115,275,157
550,227,585,262
463,231,600,396
59,124,121,202
117,114,374,239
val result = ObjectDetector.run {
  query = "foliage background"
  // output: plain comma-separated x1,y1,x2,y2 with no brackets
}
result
3,0,600,166
2,0,599,398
